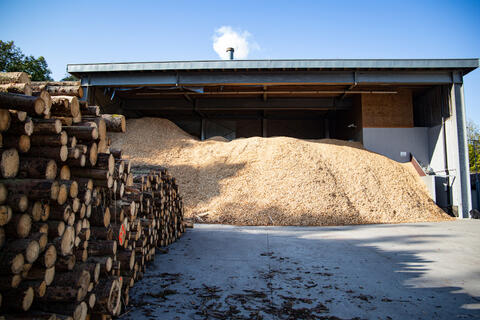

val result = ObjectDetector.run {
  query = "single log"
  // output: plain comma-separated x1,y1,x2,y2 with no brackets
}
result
52,267,90,291
89,153,114,176
48,203,71,222
63,125,98,141
2,134,30,153
33,90,52,117
47,220,65,238
38,285,84,304
6,192,28,212
68,147,80,159
30,131,67,146
92,278,121,315
32,118,62,134
30,222,48,235
6,238,40,263
70,168,109,181
50,96,80,118
0,108,11,131
36,243,57,268
59,164,70,179
0,274,22,289
76,262,100,283
28,145,68,162
0,92,45,115
81,117,106,141
38,85,83,98
0,251,24,274
54,116,73,126
117,249,135,271
1,148,19,178
6,116,33,136
0,204,12,226
36,301,87,320
1,179,59,200
2,286,34,311
0,83,32,95
102,114,126,132
89,206,110,228
87,240,116,256
23,265,55,286
65,154,86,167
68,135,77,147
28,201,43,222
90,226,113,240
18,157,57,179
97,137,108,153
87,142,98,166
87,256,112,275
5,213,31,238
53,228,74,258
55,254,75,272
57,180,78,204
74,248,87,262
83,105,100,116
0,72,30,84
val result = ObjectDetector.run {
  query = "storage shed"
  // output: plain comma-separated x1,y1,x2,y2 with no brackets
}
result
67,58,479,218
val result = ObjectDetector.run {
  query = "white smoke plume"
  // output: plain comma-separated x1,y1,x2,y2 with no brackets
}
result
213,26,257,60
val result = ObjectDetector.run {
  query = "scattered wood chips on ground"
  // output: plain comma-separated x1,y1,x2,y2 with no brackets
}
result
110,118,452,226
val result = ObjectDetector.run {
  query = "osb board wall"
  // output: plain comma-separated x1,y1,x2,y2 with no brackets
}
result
362,89,414,128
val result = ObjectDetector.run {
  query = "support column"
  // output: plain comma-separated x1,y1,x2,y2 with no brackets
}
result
445,76,472,218
201,118,206,141
454,81,472,217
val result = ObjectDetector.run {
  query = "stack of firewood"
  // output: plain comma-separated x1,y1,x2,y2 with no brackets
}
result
0,72,185,320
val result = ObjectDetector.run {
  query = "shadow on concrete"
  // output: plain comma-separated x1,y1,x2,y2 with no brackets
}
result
125,223,480,320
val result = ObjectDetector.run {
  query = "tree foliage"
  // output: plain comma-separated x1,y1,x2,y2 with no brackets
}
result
0,40,53,81
467,120,480,173
61,74,79,81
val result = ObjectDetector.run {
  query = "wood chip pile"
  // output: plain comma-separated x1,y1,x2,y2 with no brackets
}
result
0,73,185,319
111,117,453,226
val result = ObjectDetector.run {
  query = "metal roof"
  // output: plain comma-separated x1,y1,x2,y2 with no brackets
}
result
67,58,479,74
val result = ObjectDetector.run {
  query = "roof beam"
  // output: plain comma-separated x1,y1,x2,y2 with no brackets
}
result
81,70,458,87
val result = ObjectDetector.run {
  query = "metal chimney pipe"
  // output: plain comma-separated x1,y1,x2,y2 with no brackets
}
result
226,47,234,60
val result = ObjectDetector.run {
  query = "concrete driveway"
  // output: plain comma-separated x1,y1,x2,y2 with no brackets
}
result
123,220,480,319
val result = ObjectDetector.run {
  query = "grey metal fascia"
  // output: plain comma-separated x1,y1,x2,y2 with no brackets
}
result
67,58,479,74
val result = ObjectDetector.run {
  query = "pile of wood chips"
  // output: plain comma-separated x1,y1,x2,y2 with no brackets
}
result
111,117,452,226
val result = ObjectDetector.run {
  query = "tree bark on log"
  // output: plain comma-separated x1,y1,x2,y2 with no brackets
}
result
1,179,59,201
5,213,31,238
101,114,126,133
0,72,31,84
0,83,32,95
31,118,62,134
18,157,57,179
30,131,67,146
0,92,45,116
6,117,33,136
50,96,80,118
27,145,68,162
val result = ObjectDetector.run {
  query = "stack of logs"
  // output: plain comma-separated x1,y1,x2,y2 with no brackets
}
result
0,72,185,320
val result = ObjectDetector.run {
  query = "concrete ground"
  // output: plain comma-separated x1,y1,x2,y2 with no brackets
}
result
122,220,480,320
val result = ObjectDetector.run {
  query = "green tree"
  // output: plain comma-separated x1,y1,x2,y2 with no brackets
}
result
61,74,79,81
0,40,53,81
467,120,480,173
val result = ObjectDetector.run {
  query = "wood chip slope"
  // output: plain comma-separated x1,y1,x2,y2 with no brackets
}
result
110,118,452,226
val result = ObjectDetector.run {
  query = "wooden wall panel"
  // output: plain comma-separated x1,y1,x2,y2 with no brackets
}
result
362,89,414,128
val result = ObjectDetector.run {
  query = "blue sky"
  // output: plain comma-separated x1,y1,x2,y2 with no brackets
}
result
1,0,478,121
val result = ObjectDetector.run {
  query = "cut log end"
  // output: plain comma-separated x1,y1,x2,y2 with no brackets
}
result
1,148,19,178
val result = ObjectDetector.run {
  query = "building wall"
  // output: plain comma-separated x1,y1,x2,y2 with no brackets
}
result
363,127,429,164
362,89,414,128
